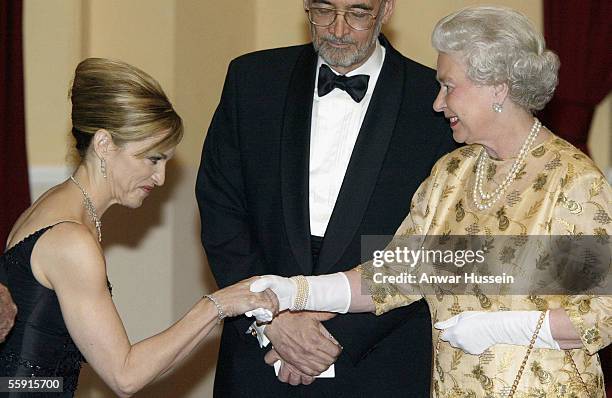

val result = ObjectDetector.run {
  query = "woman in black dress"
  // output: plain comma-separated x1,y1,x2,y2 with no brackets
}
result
0,58,277,397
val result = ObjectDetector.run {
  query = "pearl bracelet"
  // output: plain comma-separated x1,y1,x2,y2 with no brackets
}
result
204,294,226,324
290,275,310,311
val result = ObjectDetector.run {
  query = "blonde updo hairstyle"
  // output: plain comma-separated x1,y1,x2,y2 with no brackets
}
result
431,6,560,112
70,58,183,159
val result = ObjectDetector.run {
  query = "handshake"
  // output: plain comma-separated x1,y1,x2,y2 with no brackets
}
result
244,273,352,322
208,272,350,322
248,273,351,384
212,273,351,385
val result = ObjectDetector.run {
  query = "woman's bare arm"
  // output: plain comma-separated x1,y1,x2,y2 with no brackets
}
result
549,308,582,349
33,223,274,397
345,269,375,313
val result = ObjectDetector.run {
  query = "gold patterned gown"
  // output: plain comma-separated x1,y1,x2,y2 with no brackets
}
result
358,134,612,397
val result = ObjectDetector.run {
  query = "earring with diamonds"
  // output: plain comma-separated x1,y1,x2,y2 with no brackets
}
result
492,103,503,113
100,158,107,178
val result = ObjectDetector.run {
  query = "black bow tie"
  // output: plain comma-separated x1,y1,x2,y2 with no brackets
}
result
317,64,370,103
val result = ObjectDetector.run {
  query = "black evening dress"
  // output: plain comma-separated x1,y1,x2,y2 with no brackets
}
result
0,225,85,397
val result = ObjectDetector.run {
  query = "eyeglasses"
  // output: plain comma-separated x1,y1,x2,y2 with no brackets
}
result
305,6,380,31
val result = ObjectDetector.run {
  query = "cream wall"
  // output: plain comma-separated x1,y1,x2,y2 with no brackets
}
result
23,1,610,397
386,0,541,67
175,1,257,164
590,95,611,177
24,0,82,166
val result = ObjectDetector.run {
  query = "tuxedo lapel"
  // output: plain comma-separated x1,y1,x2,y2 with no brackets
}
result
316,40,404,274
280,45,317,275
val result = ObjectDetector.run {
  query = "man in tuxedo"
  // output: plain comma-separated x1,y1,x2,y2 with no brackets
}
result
197,0,455,396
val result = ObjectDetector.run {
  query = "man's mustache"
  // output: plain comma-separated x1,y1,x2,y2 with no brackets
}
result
319,35,357,46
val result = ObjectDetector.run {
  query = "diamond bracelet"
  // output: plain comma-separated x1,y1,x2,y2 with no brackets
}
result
204,294,226,324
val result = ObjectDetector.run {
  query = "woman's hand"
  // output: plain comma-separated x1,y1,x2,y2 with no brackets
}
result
434,310,560,355
213,276,279,319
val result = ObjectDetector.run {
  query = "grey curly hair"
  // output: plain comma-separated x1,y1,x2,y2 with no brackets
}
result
431,6,559,112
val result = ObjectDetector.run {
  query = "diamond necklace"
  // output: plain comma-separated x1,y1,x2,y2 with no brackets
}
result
70,176,102,242
472,118,542,211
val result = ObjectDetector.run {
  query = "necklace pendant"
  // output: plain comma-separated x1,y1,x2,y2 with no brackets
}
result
70,175,103,242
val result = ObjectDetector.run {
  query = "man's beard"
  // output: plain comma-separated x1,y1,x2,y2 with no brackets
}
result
311,17,384,69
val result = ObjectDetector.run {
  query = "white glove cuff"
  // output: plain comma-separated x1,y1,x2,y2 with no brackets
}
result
305,272,351,313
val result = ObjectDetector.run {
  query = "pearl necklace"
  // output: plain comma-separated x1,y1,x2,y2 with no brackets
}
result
70,176,102,242
472,118,542,211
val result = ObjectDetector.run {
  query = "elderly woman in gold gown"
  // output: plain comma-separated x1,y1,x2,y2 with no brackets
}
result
250,6,612,397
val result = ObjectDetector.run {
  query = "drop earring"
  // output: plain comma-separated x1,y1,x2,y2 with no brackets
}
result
100,158,107,178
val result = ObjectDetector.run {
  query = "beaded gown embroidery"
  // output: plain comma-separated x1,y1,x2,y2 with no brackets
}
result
0,225,110,397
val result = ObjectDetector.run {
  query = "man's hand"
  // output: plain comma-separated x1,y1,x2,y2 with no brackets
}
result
0,284,16,342
264,348,315,386
264,311,341,377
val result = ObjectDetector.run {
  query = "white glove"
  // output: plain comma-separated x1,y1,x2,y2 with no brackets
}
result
249,273,351,320
434,310,560,355
250,275,297,312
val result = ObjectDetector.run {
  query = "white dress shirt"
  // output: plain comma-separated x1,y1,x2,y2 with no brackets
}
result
309,40,386,237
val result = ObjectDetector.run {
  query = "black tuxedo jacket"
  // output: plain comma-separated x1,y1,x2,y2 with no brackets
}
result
197,36,456,397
